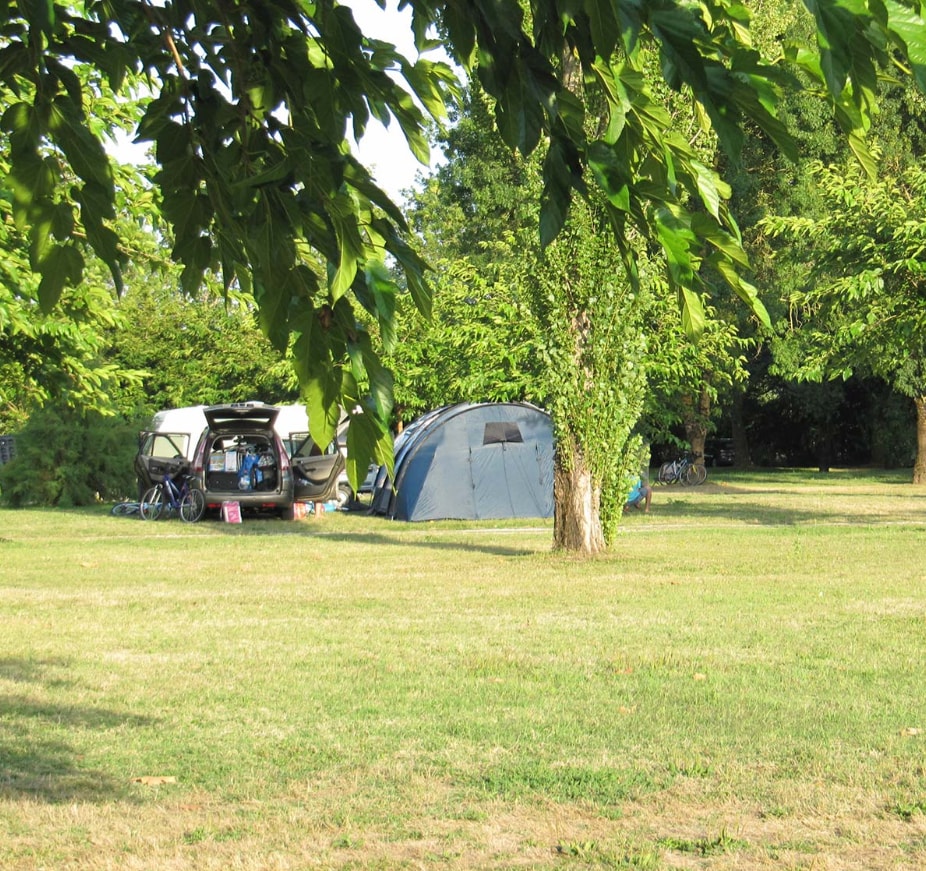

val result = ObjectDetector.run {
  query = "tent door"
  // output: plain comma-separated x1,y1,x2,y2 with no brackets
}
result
468,441,547,519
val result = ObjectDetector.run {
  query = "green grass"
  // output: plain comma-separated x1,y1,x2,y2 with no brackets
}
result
2,469,926,869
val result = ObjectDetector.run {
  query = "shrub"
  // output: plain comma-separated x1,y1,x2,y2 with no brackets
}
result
0,405,141,506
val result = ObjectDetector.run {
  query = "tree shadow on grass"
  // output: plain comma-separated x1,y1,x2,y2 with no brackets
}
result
652,492,926,527
189,507,553,555
313,529,546,557
0,659,156,803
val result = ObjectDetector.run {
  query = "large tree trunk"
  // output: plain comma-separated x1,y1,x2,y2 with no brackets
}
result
553,435,605,554
730,385,752,468
914,397,926,484
682,387,711,465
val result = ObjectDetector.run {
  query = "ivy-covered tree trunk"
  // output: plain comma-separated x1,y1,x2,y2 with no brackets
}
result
553,432,604,554
914,396,926,484
531,202,652,554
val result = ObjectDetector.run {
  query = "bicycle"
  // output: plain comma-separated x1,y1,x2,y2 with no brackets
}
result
111,501,140,517
140,471,206,522
657,453,707,486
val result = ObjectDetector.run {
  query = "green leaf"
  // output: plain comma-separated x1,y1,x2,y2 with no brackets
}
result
713,260,772,329
587,141,631,212
678,285,706,339
327,192,365,301
493,57,545,155
804,0,872,95
540,140,574,247
847,128,878,179
586,0,619,61
590,60,629,144
364,260,398,352
21,0,55,37
37,244,83,310
305,378,343,453
883,0,926,88
689,160,724,220
49,96,114,193
654,207,696,290
344,405,393,492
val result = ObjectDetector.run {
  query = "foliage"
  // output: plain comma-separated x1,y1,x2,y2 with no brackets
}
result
390,87,544,422
529,198,653,544
643,290,753,446
0,404,140,506
0,163,144,433
105,282,298,417
5,0,926,500
760,160,926,398
759,158,926,476
1,0,458,481
386,258,541,423
405,83,654,545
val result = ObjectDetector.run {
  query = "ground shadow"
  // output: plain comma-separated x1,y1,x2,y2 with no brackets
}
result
650,482,926,526
652,497,844,526
303,528,544,557
139,503,552,556
0,658,155,803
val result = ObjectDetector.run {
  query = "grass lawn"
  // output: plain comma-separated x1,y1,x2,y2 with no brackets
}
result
1,468,925,869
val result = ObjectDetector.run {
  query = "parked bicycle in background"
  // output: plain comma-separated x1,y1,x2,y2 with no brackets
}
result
140,470,205,522
657,453,707,485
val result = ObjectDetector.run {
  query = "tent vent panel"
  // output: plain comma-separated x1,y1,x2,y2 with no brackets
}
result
483,422,523,445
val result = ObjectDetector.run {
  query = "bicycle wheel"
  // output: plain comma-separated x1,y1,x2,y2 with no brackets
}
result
180,488,206,523
140,484,165,520
657,462,675,484
684,463,707,485
110,501,138,516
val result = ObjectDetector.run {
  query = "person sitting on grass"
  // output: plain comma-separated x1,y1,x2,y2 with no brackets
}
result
624,475,652,513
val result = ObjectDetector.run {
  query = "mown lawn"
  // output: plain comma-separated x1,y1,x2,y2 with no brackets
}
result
1,469,925,869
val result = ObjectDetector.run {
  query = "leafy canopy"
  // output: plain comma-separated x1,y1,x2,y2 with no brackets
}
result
2,0,926,483
761,158,926,399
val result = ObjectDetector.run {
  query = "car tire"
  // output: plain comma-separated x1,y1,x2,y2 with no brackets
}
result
335,483,353,510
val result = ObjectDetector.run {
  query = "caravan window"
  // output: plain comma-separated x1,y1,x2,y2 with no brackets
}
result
483,422,524,445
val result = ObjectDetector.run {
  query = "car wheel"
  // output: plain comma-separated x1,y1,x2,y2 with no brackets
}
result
335,483,353,510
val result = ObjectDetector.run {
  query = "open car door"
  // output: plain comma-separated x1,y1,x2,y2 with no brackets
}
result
135,431,192,493
288,432,344,502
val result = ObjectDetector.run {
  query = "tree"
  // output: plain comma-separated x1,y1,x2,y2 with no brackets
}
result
106,282,298,415
386,96,544,424
3,0,926,549
529,197,653,550
384,260,541,426
644,292,752,462
761,159,926,481
403,83,655,551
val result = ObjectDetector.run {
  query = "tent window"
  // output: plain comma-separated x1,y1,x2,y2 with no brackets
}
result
483,422,524,445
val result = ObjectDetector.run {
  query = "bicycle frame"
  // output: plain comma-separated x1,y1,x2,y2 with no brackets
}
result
160,472,188,510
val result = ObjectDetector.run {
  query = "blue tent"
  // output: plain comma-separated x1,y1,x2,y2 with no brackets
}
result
371,402,554,521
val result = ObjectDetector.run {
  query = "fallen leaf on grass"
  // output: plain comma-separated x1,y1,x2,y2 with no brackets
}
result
901,727,921,737
693,673,707,681
131,775,177,785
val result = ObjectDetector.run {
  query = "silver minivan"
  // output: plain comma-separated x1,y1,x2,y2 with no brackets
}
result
136,403,345,517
